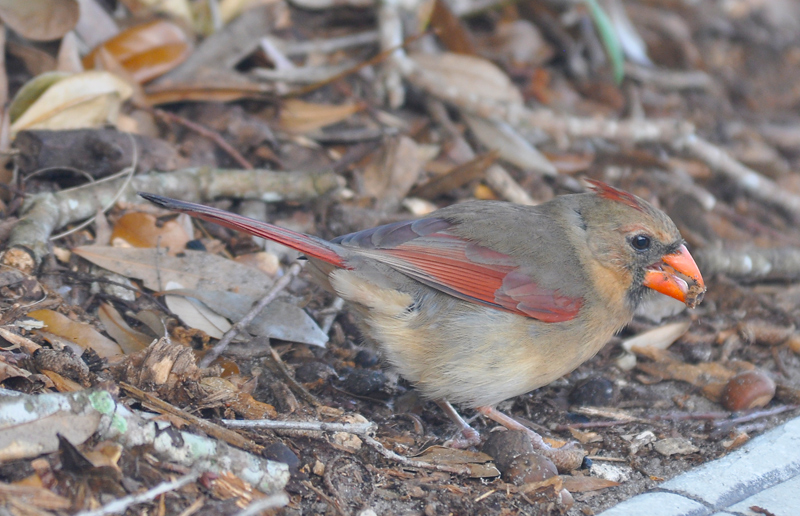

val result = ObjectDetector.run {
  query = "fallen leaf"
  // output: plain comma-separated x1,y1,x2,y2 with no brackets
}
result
110,211,191,253
411,52,523,104
465,114,557,176
165,286,232,340
410,151,498,199
164,288,328,347
413,446,500,478
9,71,133,136
280,99,364,134
27,309,123,358
97,302,153,354
0,0,79,41
560,475,620,493
40,369,83,392
73,246,275,299
83,20,192,84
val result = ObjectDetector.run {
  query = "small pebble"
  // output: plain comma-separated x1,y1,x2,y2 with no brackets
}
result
568,376,617,406
653,437,699,457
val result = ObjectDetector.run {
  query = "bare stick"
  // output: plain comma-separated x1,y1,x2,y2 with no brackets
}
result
199,262,302,368
223,418,375,434
151,108,253,170
120,382,264,454
74,471,201,516
233,494,290,516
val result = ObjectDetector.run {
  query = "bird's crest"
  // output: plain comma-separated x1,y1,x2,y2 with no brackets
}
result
585,179,646,212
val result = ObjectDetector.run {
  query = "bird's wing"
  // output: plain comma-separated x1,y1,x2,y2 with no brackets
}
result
333,218,583,322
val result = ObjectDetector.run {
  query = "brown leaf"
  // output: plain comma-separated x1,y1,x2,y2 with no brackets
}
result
429,0,476,55
110,211,190,254
560,475,620,493
73,246,275,299
410,151,498,199
97,302,152,354
83,20,192,84
413,446,500,478
280,99,363,134
27,309,123,358
0,0,79,41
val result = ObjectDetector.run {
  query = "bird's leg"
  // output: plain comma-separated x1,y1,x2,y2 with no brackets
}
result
476,406,586,472
436,400,481,448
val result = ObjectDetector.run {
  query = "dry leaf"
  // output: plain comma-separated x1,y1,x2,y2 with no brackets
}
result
411,52,523,104
110,211,191,253
428,0,476,55
410,151,498,199
0,0,79,41
361,135,428,212
0,483,71,510
165,286,233,340
73,246,275,299
40,369,83,392
465,114,557,176
560,475,620,493
97,302,153,354
413,446,500,478
164,288,329,348
27,309,123,358
280,99,363,134
83,20,191,84
9,71,133,136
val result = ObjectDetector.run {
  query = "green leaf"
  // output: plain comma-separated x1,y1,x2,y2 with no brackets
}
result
585,0,625,84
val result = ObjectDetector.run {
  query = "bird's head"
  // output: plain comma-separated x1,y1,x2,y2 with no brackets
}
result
579,179,705,309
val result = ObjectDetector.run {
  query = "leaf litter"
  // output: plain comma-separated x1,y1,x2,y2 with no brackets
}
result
1,1,800,515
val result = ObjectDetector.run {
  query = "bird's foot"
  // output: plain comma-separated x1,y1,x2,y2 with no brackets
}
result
476,406,586,473
437,400,482,448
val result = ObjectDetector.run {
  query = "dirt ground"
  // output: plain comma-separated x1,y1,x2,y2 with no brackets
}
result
3,0,800,515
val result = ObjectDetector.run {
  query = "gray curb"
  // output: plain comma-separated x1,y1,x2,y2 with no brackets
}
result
597,415,800,516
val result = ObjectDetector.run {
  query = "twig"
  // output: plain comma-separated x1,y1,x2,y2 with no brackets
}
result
264,338,322,407
712,405,799,428
674,134,800,219
302,480,347,516
120,382,264,454
224,415,471,474
285,31,430,98
74,471,201,516
223,418,375,434
319,297,346,335
198,262,303,368
233,494,290,516
361,435,472,475
151,108,253,170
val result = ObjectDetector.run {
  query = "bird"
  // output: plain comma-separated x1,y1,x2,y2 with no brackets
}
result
140,180,705,471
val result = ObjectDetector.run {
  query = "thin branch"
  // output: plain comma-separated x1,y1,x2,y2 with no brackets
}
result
74,471,201,516
198,262,303,368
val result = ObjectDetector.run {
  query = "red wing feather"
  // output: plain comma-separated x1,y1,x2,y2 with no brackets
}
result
361,232,583,322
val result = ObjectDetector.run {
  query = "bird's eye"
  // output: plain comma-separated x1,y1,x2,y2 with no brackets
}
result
630,235,651,251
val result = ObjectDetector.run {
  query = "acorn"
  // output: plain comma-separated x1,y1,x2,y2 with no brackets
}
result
720,370,776,411
502,452,558,485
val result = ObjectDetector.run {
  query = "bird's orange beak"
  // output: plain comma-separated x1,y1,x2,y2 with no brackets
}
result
643,245,706,308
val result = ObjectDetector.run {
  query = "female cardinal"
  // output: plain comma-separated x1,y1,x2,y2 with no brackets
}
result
140,180,704,471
